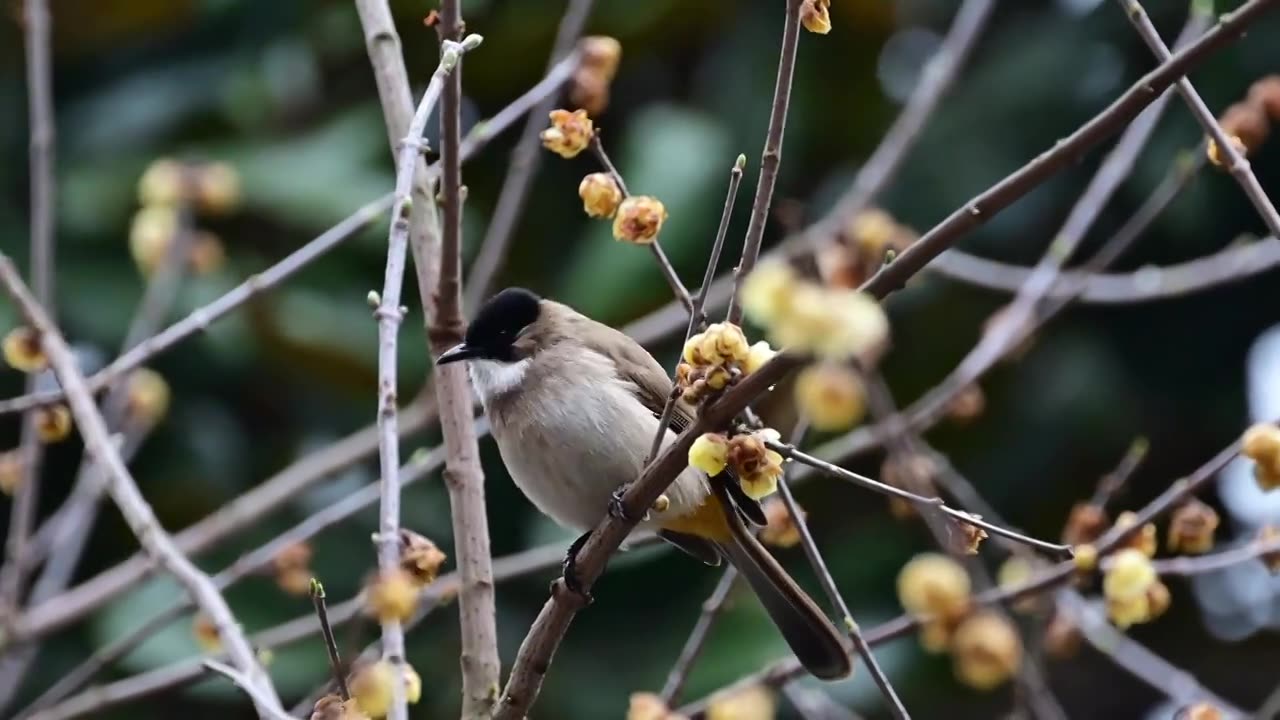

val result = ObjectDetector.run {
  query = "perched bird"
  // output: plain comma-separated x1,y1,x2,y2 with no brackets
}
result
436,287,851,680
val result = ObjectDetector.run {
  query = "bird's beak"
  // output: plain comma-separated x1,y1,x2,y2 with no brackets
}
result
436,343,478,366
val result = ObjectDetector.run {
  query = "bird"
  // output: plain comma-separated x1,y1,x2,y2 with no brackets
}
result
436,287,851,681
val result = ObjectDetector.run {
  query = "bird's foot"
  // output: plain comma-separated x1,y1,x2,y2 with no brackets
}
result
608,483,647,523
558,531,594,605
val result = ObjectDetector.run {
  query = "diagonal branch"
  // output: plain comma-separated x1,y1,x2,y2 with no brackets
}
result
0,255,284,717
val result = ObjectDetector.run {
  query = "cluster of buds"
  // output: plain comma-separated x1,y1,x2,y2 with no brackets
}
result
1206,75,1280,167
688,429,786,499
1166,499,1219,555
540,108,594,159
1102,548,1169,628
793,362,865,431
3,326,46,373
627,692,689,720
816,208,918,289
570,36,621,116
1113,511,1158,558
1241,422,1280,491
271,541,314,596
310,694,369,720
130,158,236,277
740,260,889,364
759,497,803,548
346,660,422,719
896,553,1022,689
675,322,761,403
799,0,832,35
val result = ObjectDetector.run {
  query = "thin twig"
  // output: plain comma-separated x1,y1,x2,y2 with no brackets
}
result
589,133,697,316
457,48,583,161
1148,536,1280,576
857,0,1276,299
1117,0,1280,238
463,0,598,310
310,579,349,700
645,155,746,465
1092,436,1151,508
659,568,739,705
372,35,473,720
770,442,1072,558
725,0,803,326
430,7,502,716
0,256,284,716
775,470,909,718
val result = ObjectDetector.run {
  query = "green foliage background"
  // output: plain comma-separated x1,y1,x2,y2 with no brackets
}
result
3,0,1280,717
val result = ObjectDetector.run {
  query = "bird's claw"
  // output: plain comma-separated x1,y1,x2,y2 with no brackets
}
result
559,531,594,604
609,483,647,523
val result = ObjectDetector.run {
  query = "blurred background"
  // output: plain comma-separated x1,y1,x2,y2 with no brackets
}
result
3,0,1280,718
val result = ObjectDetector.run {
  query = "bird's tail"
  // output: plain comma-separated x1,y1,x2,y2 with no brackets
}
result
712,492,851,680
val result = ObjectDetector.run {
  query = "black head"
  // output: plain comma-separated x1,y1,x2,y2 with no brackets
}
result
436,287,542,365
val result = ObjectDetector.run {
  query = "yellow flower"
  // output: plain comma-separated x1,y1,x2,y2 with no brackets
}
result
1167,499,1219,555
743,340,777,374
740,261,797,327
0,450,21,496
627,692,686,720
365,569,419,623
129,205,179,275
310,694,370,720
759,498,802,548
1114,511,1157,558
793,362,865,431
613,195,668,244
1102,548,1156,602
2,326,46,373
951,612,1022,690
349,661,395,719
194,162,241,215
125,368,171,426
768,285,889,362
540,109,593,158
138,158,188,207
706,685,775,720
1206,134,1246,168
34,404,73,443
1242,423,1280,464
896,553,971,620
579,36,622,80
401,664,422,704
689,433,730,476
1072,543,1099,572
1106,580,1170,628
799,0,832,35
399,529,448,586
578,172,623,218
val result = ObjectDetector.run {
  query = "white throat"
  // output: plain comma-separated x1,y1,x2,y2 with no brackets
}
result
467,358,531,403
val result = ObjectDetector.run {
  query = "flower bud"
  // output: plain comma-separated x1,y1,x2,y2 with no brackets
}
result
951,611,1022,690
138,158,189,207
769,285,889,363
0,450,21,496
194,162,242,215
1114,511,1157,557
1062,502,1108,546
578,172,623,218
365,569,419,623
190,231,226,275
129,205,180,275
1167,498,1219,554
759,498,803,548
3,326,46,373
310,693,370,720
799,0,832,35
1043,609,1082,659
628,692,687,720
740,261,797,327
570,67,611,116
349,661,396,718
1243,423,1280,463
399,529,448,586
34,404,73,443
540,109,593,158
1259,525,1280,574
1073,543,1099,573
192,613,221,652
949,512,988,556
613,195,668,244
706,685,775,720
1177,702,1224,720
1102,548,1156,602
1206,134,1247,168
125,368,171,427
743,341,777,374
1106,579,1169,628
1219,102,1269,151
1248,75,1280,119
794,362,865,431
946,384,986,424
579,36,622,80
689,433,730,476
897,553,971,620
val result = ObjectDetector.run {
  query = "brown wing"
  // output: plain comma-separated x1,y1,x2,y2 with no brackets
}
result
569,308,766,527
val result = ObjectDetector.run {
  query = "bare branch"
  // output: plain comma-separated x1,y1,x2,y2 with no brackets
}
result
309,579,349,700
0,256,284,716
659,568,738,705
202,661,297,720
725,0,802,326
